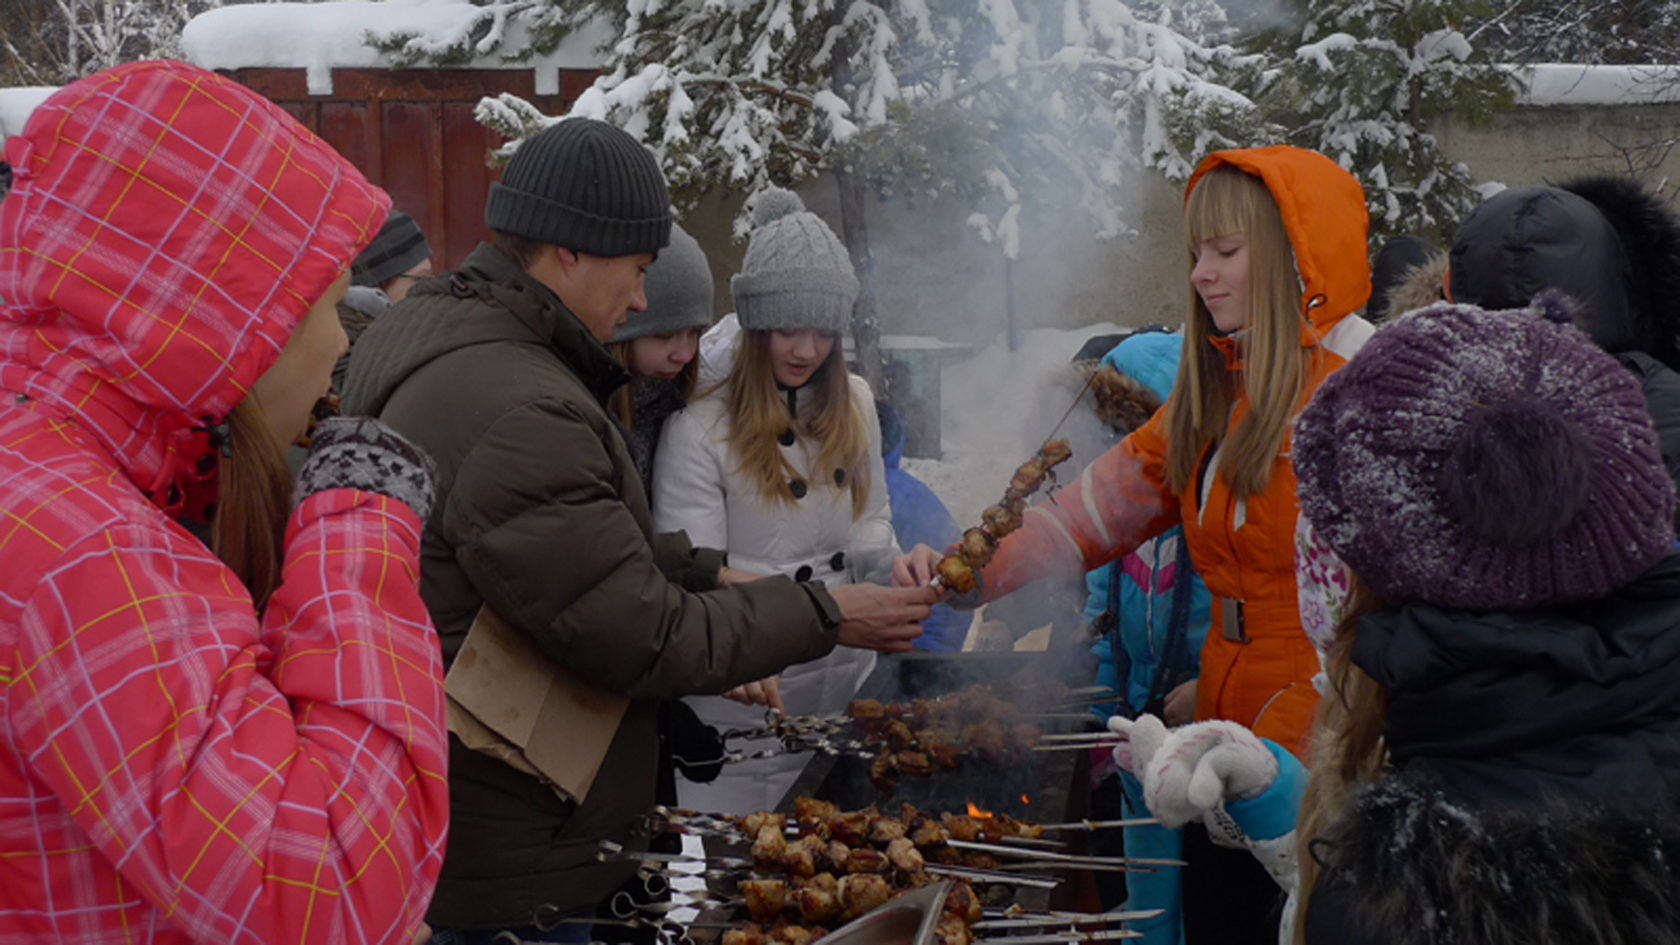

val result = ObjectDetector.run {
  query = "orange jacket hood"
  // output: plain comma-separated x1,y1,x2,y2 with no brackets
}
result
1187,146,1372,346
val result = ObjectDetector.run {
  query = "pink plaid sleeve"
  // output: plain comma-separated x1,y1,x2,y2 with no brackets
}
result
4,488,447,944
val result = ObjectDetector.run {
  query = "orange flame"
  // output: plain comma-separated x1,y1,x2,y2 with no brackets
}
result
966,800,994,819
1021,793,1030,805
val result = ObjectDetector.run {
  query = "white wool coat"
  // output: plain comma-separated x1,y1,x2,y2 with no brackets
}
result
654,315,900,813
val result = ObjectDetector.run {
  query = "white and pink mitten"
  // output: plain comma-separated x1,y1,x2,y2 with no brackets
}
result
1107,715,1278,829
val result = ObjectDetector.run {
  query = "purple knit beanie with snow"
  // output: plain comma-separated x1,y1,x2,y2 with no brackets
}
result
1293,292,1675,611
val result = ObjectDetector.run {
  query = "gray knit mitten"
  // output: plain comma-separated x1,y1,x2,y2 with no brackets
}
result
295,417,437,520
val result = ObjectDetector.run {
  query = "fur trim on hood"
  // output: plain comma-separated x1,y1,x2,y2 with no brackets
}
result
1560,174,1680,372
1375,252,1447,323
1305,771,1680,945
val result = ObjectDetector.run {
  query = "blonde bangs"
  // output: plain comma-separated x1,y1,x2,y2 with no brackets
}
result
725,333,871,516
1163,164,1313,500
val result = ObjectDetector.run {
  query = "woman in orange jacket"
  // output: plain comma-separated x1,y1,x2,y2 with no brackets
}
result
896,144,1373,944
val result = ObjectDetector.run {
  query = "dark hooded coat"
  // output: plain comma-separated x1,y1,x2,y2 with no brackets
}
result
341,243,841,928
1302,553,1680,945
1450,176,1680,528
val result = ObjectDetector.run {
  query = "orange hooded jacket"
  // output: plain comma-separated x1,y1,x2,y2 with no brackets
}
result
977,146,1373,758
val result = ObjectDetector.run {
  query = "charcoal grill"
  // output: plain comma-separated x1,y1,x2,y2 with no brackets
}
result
773,651,1094,822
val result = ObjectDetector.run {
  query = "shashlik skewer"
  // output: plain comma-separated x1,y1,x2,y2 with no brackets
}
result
971,909,1166,930
934,438,1074,592
946,838,1185,869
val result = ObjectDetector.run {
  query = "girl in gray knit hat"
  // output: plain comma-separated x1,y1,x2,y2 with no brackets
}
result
651,186,902,815
606,222,715,500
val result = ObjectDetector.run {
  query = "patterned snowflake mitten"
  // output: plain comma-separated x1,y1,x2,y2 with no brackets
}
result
295,416,437,520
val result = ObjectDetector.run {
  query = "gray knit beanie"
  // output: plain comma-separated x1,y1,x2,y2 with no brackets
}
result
352,210,431,288
611,222,713,342
486,117,672,257
731,186,858,333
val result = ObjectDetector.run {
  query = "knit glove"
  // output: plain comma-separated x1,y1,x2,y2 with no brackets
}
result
1107,714,1279,829
295,416,437,521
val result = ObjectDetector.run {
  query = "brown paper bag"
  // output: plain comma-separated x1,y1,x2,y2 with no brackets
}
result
444,605,629,804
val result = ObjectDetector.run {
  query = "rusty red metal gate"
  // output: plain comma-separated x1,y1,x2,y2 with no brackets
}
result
218,67,598,271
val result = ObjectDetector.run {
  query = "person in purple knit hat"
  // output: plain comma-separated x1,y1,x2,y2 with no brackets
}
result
1108,292,1680,945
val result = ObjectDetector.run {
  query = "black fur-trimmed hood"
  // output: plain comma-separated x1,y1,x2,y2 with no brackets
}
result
1449,175,1680,370
1304,771,1680,945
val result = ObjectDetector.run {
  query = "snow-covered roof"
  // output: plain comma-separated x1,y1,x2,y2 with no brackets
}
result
1513,64,1680,106
0,87,59,145
181,0,611,96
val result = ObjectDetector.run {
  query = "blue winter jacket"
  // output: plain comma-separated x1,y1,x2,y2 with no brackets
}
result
879,403,968,651
1085,332,1212,715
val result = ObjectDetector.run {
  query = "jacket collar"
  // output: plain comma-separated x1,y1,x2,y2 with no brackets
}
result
459,245,629,403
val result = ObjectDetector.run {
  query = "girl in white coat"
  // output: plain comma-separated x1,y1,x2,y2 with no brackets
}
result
654,187,900,814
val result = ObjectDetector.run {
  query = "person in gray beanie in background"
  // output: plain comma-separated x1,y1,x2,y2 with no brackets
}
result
1109,293,1680,945
653,185,904,815
331,209,434,390
605,221,714,498
341,122,935,944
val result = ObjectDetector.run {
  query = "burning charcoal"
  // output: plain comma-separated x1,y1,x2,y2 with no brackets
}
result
885,836,925,872
738,879,787,923
838,873,893,919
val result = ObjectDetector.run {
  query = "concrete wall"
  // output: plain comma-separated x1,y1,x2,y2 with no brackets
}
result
682,100,1680,346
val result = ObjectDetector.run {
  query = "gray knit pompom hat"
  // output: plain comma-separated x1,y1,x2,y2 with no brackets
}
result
731,186,859,333
612,222,714,343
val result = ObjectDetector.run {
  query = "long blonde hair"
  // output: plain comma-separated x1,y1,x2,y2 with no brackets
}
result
1163,165,1321,499
722,330,870,515
211,398,293,612
1292,577,1389,941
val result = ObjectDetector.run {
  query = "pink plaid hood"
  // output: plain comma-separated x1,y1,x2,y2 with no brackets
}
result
0,60,388,507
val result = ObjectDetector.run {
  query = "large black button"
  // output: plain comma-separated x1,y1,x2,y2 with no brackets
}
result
789,479,808,499
778,428,796,446
833,468,845,486
794,565,814,582
829,552,846,572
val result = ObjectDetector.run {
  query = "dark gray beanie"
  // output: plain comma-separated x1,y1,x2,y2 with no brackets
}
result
731,186,858,333
611,222,713,343
352,210,431,288
485,117,672,257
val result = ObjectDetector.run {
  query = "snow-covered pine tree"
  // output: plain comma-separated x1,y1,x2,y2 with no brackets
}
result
1,0,231,84
1252,0,1515,247
384,0,1264,384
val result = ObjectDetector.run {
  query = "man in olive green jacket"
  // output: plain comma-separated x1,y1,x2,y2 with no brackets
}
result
342,119,935,940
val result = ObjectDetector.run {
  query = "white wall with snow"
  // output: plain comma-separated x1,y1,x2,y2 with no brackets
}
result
181,0,610,96
0,87,60,145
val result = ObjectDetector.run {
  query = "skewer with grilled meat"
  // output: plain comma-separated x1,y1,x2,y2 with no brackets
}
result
885,836,925,872
752,824,787,869
932,915,973,945
838,873,894,918
739,879,787,923
934,438,1073,592
794,872,842,923
943,880,985,924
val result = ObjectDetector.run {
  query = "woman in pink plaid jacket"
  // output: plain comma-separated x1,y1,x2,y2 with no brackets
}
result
0,61,448,943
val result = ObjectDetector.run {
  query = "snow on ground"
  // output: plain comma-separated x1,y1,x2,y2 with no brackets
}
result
903,323,1137,528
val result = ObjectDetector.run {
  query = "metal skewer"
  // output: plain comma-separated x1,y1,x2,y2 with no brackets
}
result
1033,817,1161,831
946,838,1184,869
923,863,1062,889
972,909,1165,930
